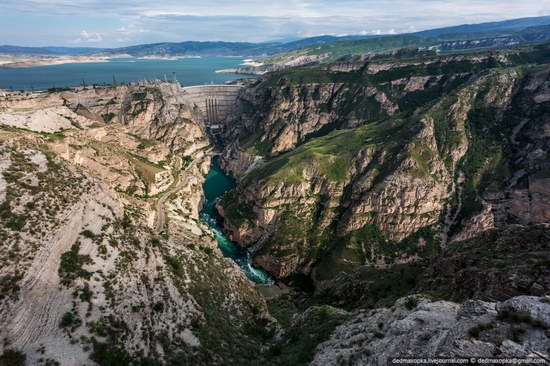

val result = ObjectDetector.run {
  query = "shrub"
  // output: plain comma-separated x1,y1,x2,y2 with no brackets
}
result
59,312,81,329
153,301,164,312
509,325,525,342
405,297,419,310
81,230,96,239
89,339,133,366
58,242,93,285
0,349,26,366
498,306,533,324
468,322,493,338
102,113,115,123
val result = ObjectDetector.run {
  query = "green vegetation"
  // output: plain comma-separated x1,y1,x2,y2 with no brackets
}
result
40,131,65,142
162,249,270,365
81,230,96,239
0,349,26,366
46,87,70,93
58,242,93,286
316,262,428,309
102,113,115,123
152,301,164,312
132,91,147,101
405,297,419,310
90,339,133,366
469,322,494,338
263,30,550,65
497,307,533,324
244,115,417,186
263,34,438,63
0,272,24,299
59,311,82,330
314,225,439,281
265,305,351,365
416,226,550,301
181,155,193,168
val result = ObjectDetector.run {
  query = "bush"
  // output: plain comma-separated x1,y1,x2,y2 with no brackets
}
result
509,325,525,342
0,349,26,366
405,297,419,310
498,306,533,324
59,312,81,329
89,339,133,366
58,242,93,285
102,113,115,123
153,301,164,312
81,230,96,239
468,322,493,338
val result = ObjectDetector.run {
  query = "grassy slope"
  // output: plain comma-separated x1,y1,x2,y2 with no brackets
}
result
223,43,550,283
262,26,550,64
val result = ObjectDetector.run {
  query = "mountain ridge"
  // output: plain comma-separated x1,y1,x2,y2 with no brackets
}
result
1,15,549,57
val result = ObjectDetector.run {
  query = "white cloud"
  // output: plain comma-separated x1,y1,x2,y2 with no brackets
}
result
74,30,102,43
0,0,548,46
118,25,146,34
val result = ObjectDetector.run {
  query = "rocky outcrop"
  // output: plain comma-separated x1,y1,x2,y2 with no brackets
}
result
0,85,271,365
416,225,550,302
218,45,550,283
311,295,550,365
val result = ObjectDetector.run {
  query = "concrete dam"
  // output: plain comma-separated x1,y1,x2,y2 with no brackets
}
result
182,85,242,134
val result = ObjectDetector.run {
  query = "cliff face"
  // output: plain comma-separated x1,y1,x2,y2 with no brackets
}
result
312,295,550,365
0,84,270,365
218,44,550,282
220,45,545,166
416,225,550,302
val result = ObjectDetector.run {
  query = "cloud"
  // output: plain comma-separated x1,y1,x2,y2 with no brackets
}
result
74,30,102,43
0,0,548,46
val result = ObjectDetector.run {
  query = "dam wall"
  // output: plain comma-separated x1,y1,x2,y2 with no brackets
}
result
182,85,242,126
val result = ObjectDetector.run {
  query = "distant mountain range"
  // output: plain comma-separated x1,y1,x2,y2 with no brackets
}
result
0,45,104,55
416,15,550,38
1,15,549,58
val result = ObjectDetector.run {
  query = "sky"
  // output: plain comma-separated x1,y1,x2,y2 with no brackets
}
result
0,0,549,47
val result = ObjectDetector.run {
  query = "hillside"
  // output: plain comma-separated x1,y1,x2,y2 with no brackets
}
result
0,46,104,55
259,24,550,65
217,42,550,283
0,83,272,365
0,40,549,366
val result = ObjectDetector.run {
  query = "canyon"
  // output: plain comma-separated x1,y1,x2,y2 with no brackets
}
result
0,41,549,365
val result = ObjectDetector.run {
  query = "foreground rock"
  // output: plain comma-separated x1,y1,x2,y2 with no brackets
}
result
312,295,550,365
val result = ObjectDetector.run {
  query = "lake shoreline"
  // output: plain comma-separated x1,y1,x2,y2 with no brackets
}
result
0,56,248,90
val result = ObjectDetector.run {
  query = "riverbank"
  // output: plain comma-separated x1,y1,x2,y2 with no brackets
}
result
200,157,273,284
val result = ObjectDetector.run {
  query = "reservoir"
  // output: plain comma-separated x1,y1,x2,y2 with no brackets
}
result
200,158,273,284
0,57,249,91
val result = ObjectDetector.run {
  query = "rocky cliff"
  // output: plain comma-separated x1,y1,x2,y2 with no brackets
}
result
218,43,550,282
312,295,550,365
0,84,271,365
1,43,549,366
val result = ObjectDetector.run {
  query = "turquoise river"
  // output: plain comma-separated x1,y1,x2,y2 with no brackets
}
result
200,158,273,284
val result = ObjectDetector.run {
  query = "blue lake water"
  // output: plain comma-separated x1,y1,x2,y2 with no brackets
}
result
200,158,273,285
0,57,250,91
